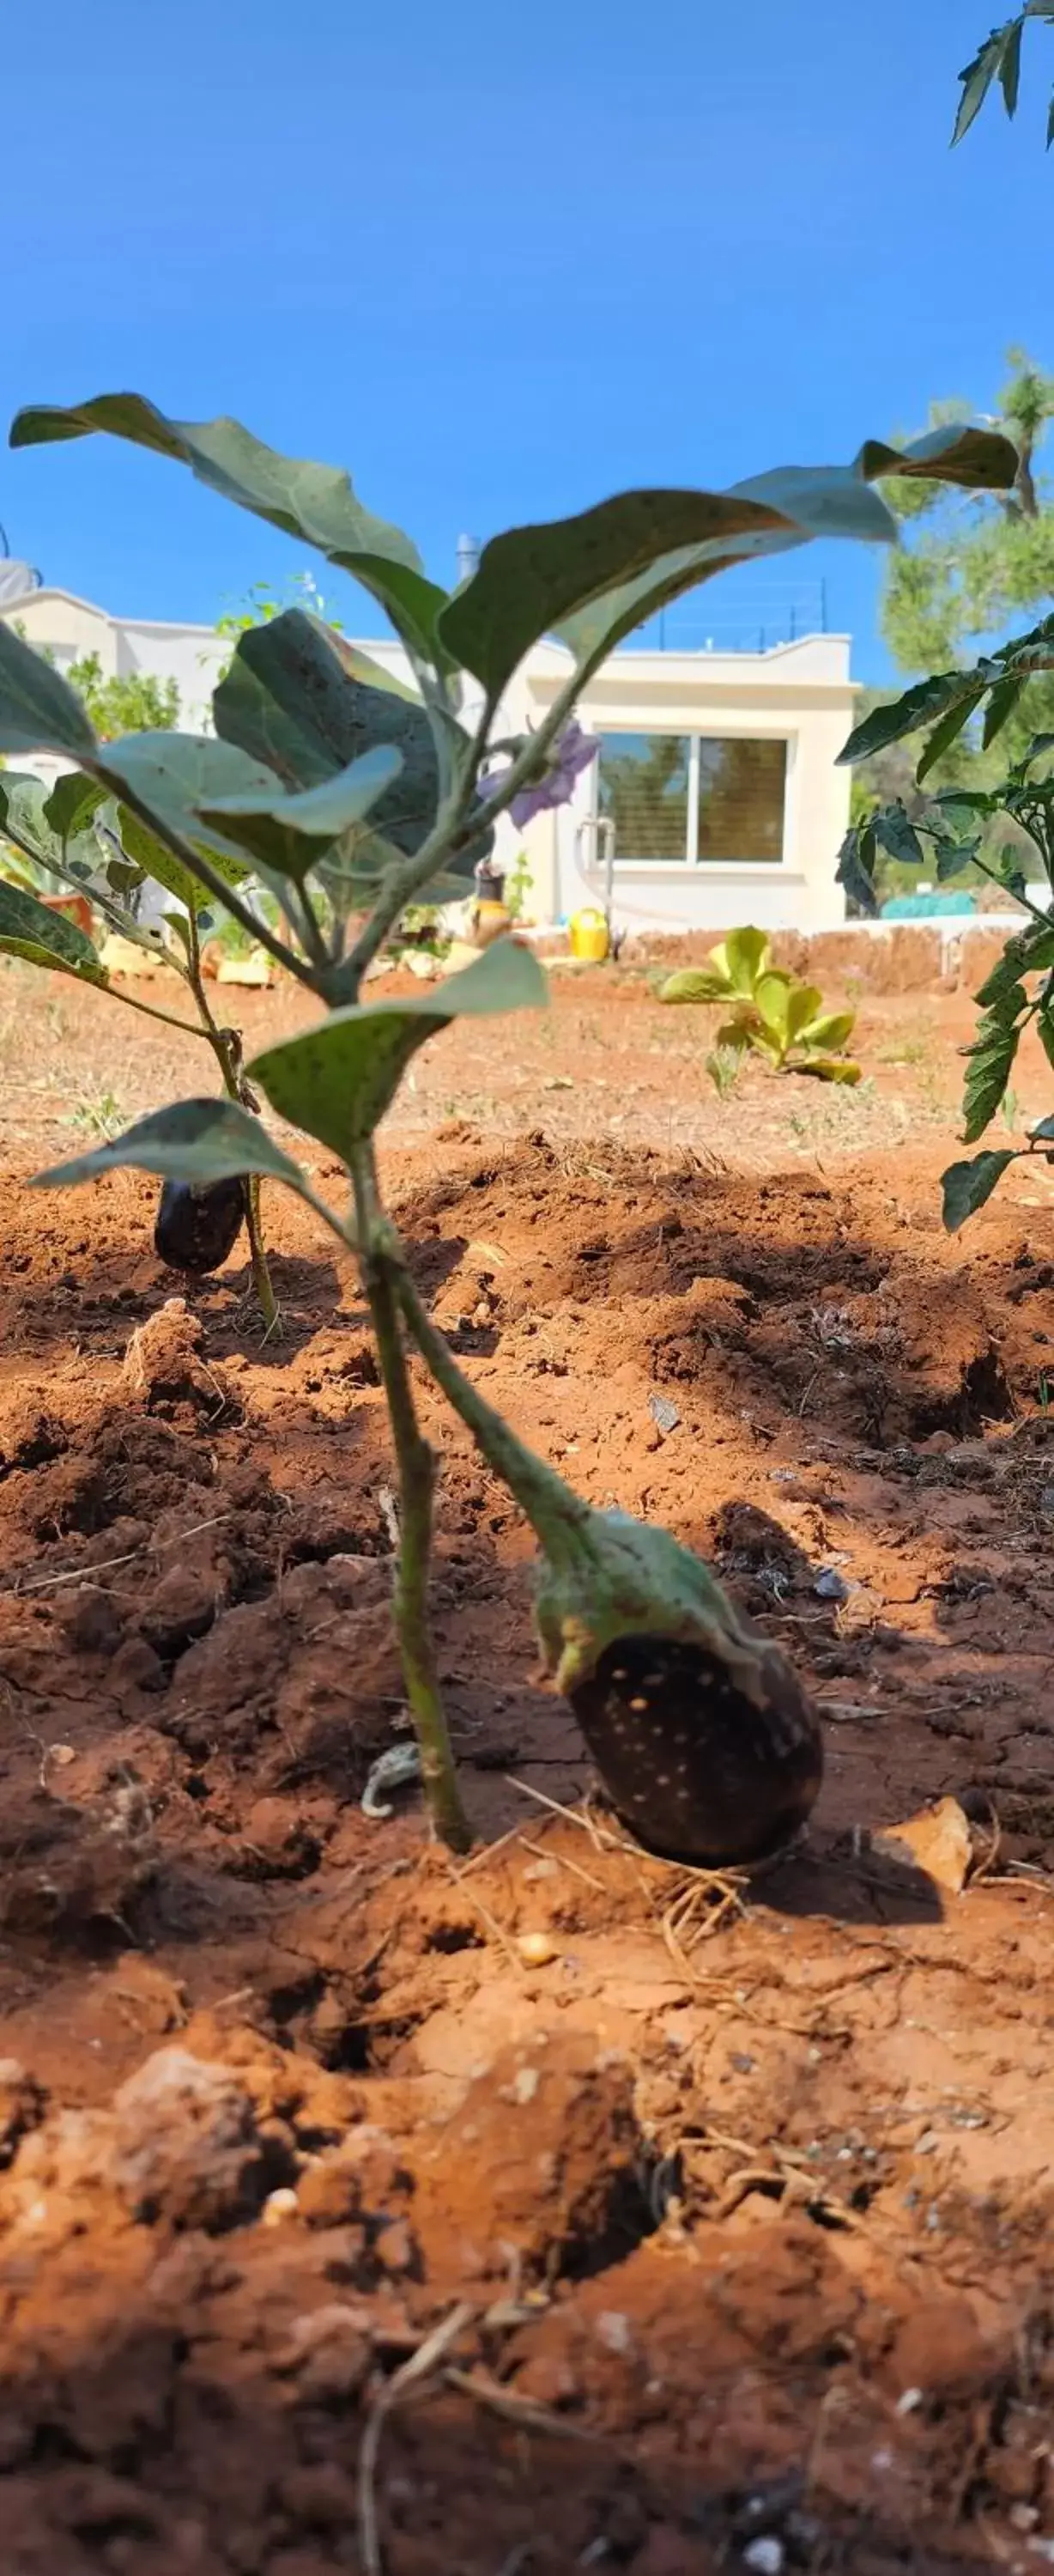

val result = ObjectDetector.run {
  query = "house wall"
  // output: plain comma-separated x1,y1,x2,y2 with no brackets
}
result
505,638,856,934
3,595,856,934
6,590,227,730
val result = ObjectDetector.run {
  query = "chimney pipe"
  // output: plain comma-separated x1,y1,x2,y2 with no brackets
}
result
456,532,481,585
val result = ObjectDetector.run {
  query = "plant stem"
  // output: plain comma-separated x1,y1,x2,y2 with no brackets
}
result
184,913,280,1336
393,1261,596,1578
350,1148,471,1852
342,653,594,996
90,980,221,1042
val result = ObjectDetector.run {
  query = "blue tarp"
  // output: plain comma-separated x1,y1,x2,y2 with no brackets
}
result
880,891,978,920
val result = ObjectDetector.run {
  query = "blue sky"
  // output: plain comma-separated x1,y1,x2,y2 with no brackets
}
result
3,0,1050,681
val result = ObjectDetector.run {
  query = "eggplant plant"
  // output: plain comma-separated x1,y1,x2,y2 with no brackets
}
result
0,770,278,1327
0,392,1018,1855
658,926,860,1090
839,667,1054,1230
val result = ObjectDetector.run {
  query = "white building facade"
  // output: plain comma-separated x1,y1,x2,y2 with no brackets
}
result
4,589,856,934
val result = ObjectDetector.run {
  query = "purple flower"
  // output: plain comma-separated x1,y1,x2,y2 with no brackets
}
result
479,719,599,829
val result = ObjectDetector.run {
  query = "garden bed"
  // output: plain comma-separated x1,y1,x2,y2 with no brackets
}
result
2,957,1054,2573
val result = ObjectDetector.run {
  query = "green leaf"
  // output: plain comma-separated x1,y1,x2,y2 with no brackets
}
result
962,1005,1025,1143
797,1009,856,1051
793,1056,863,1084
917,688,986,782
1000,13,1024,112
198,744,405,884
10,396,449,668
0,620,98,760
854,423,1020,491
942,1151,1019,1231
934,836,980,883
1038,1010,1054,1074
983,671,1027,748
111,803,236,917
248,939,547,1153
212,610,482,884
658,966,733,1004
784,984,826,1044
976,920,1054,1004
439,487,803,697
544,433,1018,680
838,671,978,766
953,26,1012,140
871,801,927,867
835,823,880,915
0,769,64,871
718,927,771,995
33,1097,311,1193
43,773,106,846
96,732,284,876
753,970,797,1039
0,878,106,983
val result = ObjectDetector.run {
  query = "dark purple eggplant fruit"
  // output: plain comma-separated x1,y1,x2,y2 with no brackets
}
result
569,1630,822,1866
154,1176,246,1275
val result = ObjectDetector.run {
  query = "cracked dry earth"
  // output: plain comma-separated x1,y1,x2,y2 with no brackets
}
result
1,1114,1054,2574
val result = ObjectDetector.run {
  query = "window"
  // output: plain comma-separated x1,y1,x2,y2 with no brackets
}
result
597,732,689,862
596,731,787,865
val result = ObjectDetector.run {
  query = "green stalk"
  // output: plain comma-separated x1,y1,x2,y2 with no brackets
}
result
341,653,595,995
350,1150,470,1852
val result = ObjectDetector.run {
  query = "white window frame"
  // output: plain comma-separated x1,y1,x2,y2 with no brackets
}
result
592,725,793,873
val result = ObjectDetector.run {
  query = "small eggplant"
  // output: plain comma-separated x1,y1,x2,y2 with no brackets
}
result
154,1176,247,1275
533,1507,822,1868
569,1630,821,1866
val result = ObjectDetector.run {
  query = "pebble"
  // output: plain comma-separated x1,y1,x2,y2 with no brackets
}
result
262,2187,300,2227
743,2541,784,2574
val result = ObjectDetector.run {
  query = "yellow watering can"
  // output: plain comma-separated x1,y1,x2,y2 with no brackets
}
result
569,906,610,963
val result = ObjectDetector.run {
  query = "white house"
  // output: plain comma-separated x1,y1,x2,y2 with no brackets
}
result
3,586,856,933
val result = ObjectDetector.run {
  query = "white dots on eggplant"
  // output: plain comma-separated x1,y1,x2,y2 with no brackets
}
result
567,1632,822,1865
154,1178,247,1275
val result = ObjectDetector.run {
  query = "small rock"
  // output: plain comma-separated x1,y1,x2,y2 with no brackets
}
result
262,2186,300,2227
648,1394,681,1437
517,1932,559,1967
872,1796,972,1896
743,2543,784,2576
814,1568,850,1602
110,2046,273,2229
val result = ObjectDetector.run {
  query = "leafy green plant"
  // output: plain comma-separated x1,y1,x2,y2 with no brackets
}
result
658,927,861,1087
66,1085,126,1141
13,629,179,738
0,766,280,1330
504,849,534,922
829,17,1054,1242
64,652,179,740
838,731,1054,1228
0,388,1015,1854
953,5,1054,147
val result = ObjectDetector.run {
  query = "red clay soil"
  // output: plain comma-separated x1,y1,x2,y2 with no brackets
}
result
3,965,1054,2570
